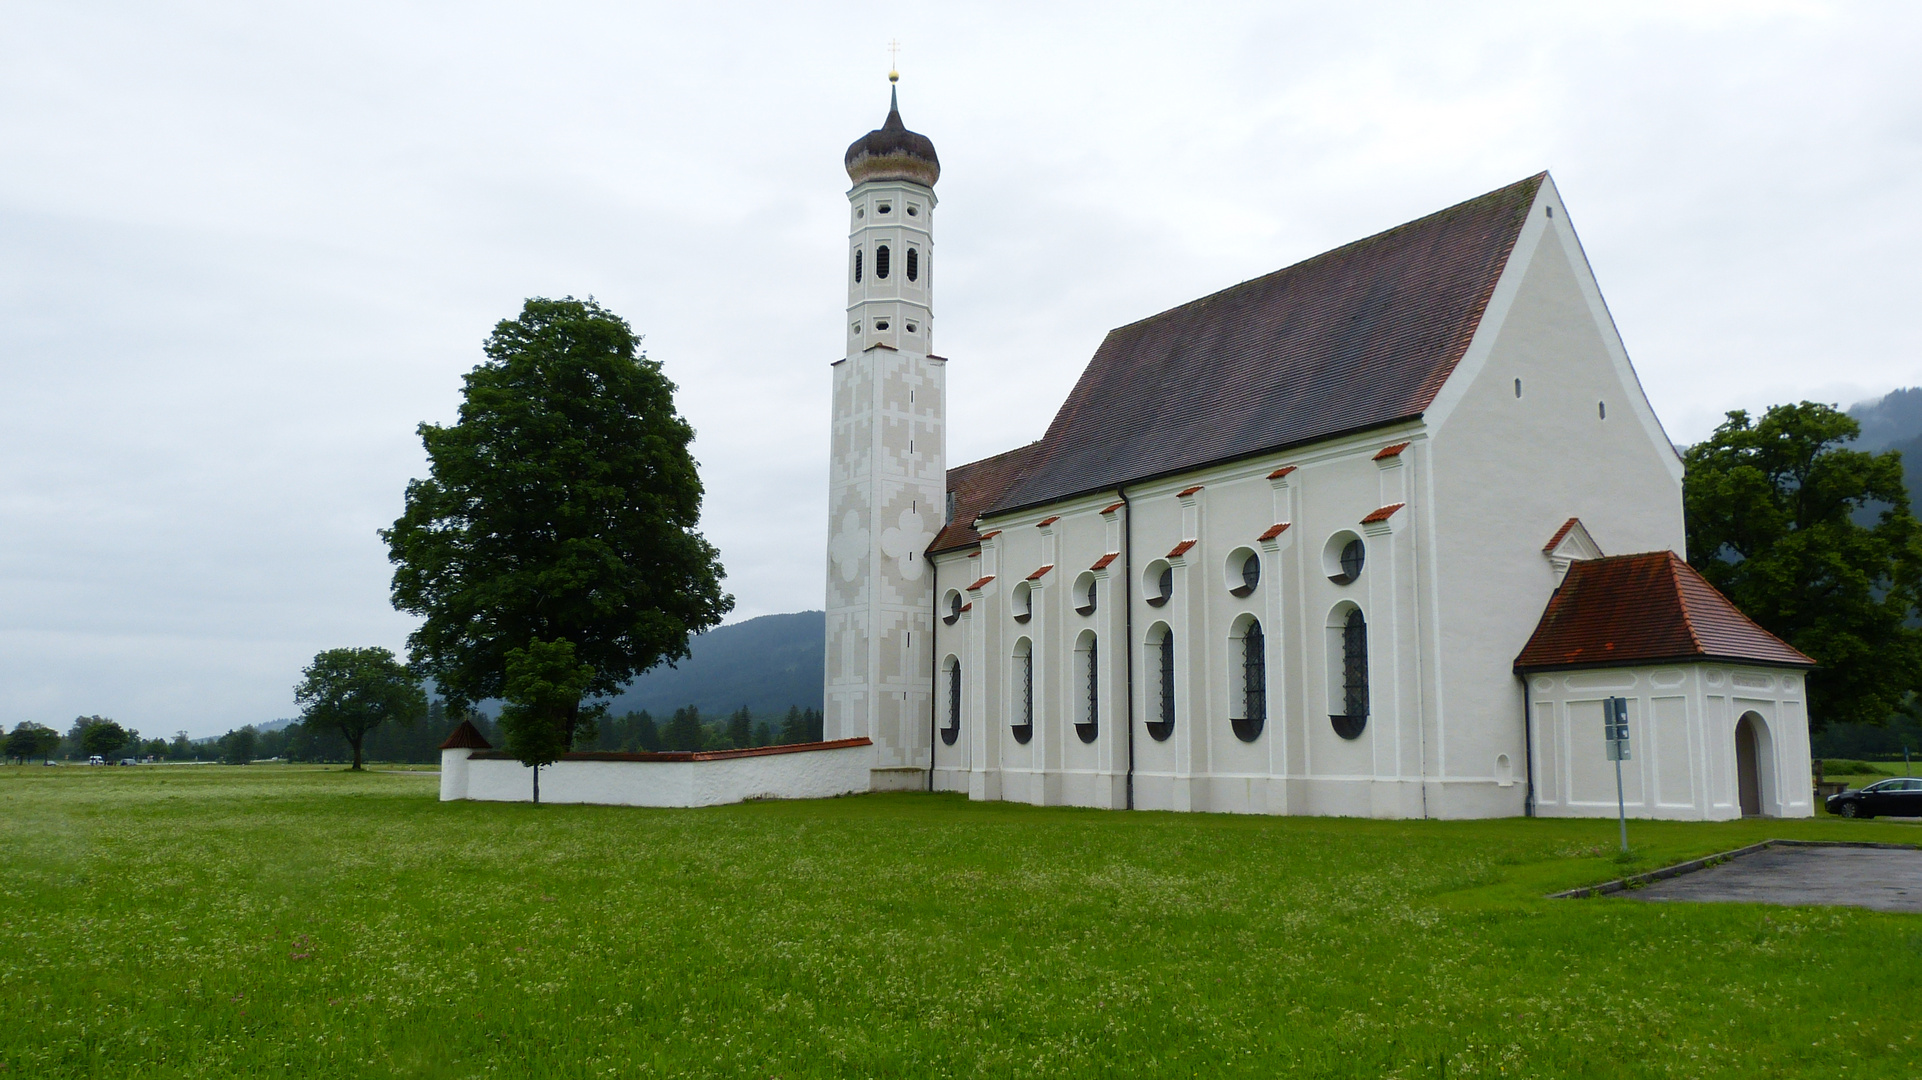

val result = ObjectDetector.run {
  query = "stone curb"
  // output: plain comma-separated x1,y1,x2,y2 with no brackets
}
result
1550,838,1922,899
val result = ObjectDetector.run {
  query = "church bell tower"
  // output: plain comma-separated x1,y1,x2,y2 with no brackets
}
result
824,75,945,780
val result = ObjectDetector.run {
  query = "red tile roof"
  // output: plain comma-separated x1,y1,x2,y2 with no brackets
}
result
927,442,1046,555
966,575,995,592
1090,552,1119,570
1258,523,1291,542
1514,552,1815,672
1167,539,1197,558
983,174,1545,515
1267,466,1297,480
1373,441,1411,460
1542,517,1582,553
1360,503,1405,524
1026,564,1054,581
1036,516,1060,527
438,719,492,750
1177,485,1204,498
1100,501,1126,515
977,530,1001,542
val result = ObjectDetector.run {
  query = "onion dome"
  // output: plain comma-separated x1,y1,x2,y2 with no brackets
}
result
844,85,940,187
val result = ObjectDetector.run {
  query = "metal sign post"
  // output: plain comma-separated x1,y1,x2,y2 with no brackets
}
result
1604,697,1631,853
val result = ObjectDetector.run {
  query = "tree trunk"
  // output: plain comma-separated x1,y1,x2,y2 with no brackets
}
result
532,763,541,804
350,733,364,771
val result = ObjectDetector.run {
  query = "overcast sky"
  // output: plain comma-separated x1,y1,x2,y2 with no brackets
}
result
3,1,1919,738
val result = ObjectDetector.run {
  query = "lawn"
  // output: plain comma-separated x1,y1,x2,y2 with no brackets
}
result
1,767,1918,1078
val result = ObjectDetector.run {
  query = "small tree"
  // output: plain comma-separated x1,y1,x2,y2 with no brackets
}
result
294,647,427,770
78,718,130,760
6,723,60,764
220,726,259,765
1685,402,1922,728
663,706,704,752
725,707,752,750
498,638,598,803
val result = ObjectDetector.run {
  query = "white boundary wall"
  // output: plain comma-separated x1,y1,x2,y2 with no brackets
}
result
440,738,875,808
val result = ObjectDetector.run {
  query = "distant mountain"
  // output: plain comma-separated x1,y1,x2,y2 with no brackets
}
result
601,610,824,720
1849,388,1922,508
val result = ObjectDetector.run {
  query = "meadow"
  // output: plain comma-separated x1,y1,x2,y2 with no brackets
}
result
1,766,1918,1079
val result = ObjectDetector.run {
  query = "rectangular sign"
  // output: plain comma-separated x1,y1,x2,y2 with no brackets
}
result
1603,696,1631,761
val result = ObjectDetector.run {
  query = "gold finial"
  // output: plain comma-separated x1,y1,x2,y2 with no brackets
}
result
887,38,901,83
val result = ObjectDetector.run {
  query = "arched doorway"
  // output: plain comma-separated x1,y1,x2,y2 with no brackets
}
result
1735,712,1767,817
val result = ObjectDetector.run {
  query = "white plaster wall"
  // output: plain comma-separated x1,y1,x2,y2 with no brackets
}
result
1425,176,1685,820
440,742,875,808
1528,663,1813,820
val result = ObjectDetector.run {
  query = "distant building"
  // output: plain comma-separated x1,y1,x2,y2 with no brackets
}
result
824,81,1815,820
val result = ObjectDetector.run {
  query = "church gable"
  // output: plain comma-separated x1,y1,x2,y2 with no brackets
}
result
985,173,1545,516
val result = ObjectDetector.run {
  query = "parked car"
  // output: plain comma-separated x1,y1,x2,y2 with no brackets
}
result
1826,777,1922,818
87,755,104,766
117,758,138,766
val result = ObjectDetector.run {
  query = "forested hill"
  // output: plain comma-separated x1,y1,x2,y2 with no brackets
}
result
1849,387,1922,498
603,610,824,719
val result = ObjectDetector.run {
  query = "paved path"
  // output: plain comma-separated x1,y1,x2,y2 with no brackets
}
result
1635,845,1922,913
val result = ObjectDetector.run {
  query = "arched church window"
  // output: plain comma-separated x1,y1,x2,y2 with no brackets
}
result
906,248,919,281
942,658,961,745
854,249,863,283
1075,633,1099,743
1332,607,1368,740
1012,639,1034,745
1232,617,1265,742
876,245,891,279
1147,623,1175,742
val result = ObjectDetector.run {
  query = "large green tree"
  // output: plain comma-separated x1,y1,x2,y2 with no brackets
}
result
72,717,132,761
383,297,733,761
294,647,428,770
1684,402,1922,729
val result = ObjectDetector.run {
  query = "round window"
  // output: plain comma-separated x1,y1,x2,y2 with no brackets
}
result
1324,532,1365,585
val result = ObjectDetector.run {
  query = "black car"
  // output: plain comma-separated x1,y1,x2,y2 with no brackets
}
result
1826,777,1922,818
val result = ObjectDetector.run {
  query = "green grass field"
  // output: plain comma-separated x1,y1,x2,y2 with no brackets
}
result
2,766,1918,1078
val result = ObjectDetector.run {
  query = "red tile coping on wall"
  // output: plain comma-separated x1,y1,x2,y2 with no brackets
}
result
1267,466,1297,480
1373,441,1411,460
438,718,493,751
1177,485,1204,498
1167,539,1198,558
1515,551,1814,672
1090,552,1119,570
1026,564,1054,581
1360,503,1405,524
1100,501,1126,515
966,575,995,591
959,602,973,613
470,736,874,764
977,530,1001,542
1036,516,1060,527
1542,516,1582,553
1258,523,1291,542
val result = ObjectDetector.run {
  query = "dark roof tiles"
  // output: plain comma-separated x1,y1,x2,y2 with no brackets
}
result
928,441,1047,554
1515,552,1815,672
986,174,1546,515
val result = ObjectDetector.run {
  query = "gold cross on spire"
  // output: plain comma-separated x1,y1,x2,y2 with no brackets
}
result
887,38,901,83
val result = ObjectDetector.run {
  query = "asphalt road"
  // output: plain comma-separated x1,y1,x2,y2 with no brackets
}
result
1634,845,1922,913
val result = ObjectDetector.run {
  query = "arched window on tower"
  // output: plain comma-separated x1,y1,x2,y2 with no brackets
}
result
854,249,862,283
876,245,891,279
1231,617,1265,742
906,248,919,282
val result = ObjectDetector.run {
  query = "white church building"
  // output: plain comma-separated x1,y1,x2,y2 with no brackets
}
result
822,83,1817,820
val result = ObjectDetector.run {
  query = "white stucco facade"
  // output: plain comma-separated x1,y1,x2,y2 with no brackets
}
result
1526,664,1814,820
